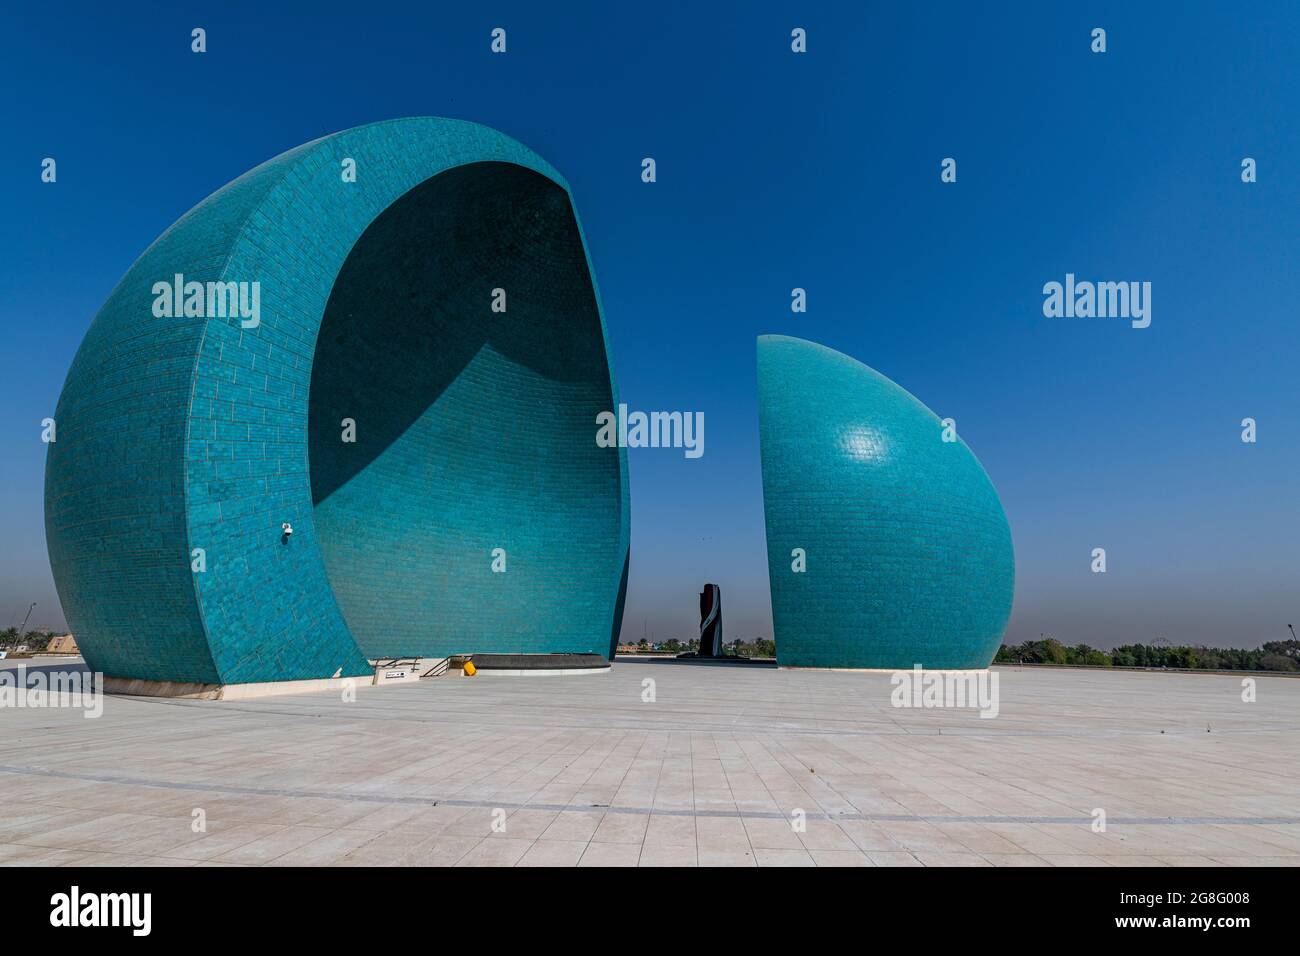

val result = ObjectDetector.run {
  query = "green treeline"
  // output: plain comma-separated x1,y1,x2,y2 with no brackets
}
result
995,638,1299,672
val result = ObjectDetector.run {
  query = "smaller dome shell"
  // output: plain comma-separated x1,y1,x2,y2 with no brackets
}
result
757,335,1014,669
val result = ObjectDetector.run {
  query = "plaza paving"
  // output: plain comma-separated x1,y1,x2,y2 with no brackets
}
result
1,656,1298,867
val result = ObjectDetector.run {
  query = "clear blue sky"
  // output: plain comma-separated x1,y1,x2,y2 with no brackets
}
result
2,2,1297,649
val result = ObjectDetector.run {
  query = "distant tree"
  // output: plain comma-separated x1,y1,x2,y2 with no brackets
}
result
1064,643,1110,667
1259,653,1298,672
1011,638,1067,665
1261,639,1300,662
999,636,1298,672
1192,645,1225,669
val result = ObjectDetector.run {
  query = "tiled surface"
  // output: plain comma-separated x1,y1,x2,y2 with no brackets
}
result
2,658,1298,867
45,117,630,686
308,161,624,660
757,335,1014,669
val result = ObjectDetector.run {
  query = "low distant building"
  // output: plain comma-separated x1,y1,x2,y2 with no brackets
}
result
46,634,79,654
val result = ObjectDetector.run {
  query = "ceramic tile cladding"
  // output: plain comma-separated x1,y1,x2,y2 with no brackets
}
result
44,118,630,685
756,335,1013,669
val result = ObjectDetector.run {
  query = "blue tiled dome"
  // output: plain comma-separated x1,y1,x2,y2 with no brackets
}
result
757,335,1013,669
44,118,629,686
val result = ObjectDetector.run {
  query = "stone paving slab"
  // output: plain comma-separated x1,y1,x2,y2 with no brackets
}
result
1,658,1298,866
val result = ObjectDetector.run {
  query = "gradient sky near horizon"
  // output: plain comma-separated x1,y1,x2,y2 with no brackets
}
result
2,2,1297,649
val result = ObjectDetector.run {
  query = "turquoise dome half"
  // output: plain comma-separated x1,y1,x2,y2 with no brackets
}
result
757,335,1013,669
44,118,629,686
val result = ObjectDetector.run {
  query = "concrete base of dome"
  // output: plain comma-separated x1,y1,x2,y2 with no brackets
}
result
102,672,388,701
467,653,611,676
778,666,994,673
473,666,610,677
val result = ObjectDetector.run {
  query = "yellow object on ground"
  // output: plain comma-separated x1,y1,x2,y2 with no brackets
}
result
463,661,477,676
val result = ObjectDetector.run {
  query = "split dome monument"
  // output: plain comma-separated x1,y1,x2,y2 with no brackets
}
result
44,118,1012,695
757,335,1014,670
